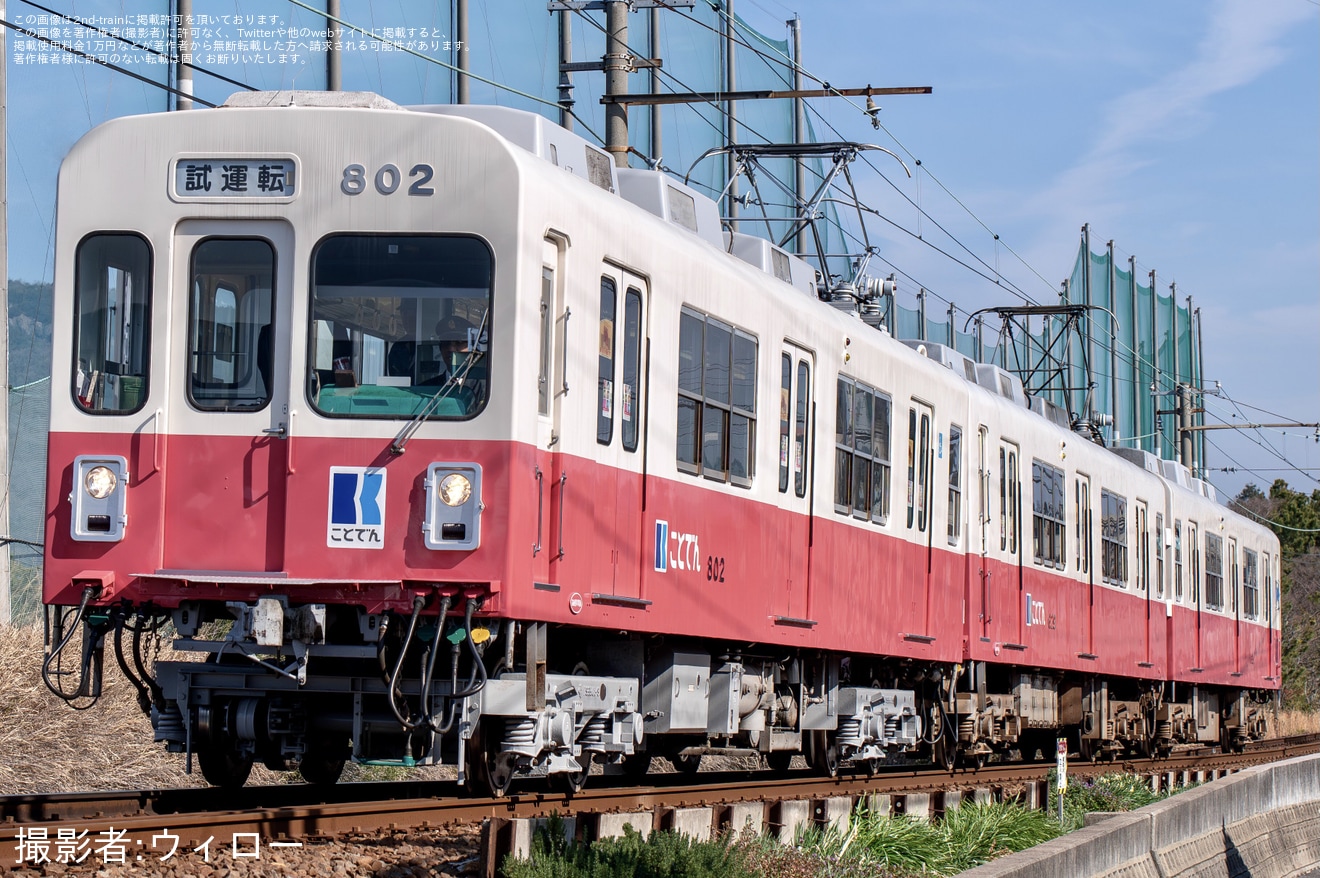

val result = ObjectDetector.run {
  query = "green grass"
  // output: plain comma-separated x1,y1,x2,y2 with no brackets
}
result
501,819,758,878
1046,769,1177,832
503,772,1191,878
799,800,1060,877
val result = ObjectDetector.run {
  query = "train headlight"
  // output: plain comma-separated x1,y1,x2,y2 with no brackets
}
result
424,463,482,551
439,473,472,506
84,466,118,499
71,455,128,542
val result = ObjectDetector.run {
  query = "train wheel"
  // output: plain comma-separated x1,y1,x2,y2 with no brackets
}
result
1079,738,1098,764
765,751,794,772
673,753,702,774
299,736,349,786
466,724,513,798
619,753,651,780
934,735,957,772
807,730,839,778
196,741,254,788
560,766,588,795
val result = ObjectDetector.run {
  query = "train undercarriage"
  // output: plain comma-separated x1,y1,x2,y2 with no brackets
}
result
45,593,1274,791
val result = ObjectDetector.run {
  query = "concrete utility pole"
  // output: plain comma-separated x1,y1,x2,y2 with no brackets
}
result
326,0,341,90
456,0,469,103
789,16,805,255
724,0,738,229
603,0,629,167
176,0,193,109
0,0,9,625
557,10,573,130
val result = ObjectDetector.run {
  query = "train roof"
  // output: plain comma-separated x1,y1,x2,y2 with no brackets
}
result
175,93,1261,524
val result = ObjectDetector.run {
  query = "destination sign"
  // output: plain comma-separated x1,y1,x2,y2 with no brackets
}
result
172,158,296,200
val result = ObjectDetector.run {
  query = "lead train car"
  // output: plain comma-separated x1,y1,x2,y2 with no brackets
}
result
42,92,1279,790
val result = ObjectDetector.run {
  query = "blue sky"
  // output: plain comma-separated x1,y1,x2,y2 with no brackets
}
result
10,0,1318,500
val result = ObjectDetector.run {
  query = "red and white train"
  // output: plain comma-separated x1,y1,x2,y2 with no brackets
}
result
42,91,1279,791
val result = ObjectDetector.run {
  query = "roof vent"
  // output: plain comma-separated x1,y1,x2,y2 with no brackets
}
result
615,168,723,249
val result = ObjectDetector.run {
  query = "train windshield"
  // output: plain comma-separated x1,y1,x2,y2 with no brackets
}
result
307,235,492,419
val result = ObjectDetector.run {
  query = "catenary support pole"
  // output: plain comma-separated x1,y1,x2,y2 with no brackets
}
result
557,10,573,130
457,0,469,103
649,7,660,160
176,0,192,109
326,0,341,90
725,0,738,229
604,0,629,167
789,16,805,256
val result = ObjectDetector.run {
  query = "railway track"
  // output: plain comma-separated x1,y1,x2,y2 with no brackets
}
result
3,733,1316,859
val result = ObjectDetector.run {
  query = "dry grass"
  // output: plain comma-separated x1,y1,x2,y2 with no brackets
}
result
0,622,453,794
1274,708,1320,736
0,622,211,794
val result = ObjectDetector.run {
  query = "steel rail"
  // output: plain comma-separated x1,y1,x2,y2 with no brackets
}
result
2,735,1316,851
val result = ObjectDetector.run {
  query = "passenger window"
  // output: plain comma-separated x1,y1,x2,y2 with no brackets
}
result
833,377,890,523
72,233,152,414
1247,550,1260,620
1205,533,1224,610
795,361,810,498
1031,459,1065,567
1006,449,1019,553
307,235,492,419
779,355,792,493
597,277,616,445
621,288,642,453
1155,512,1165,598
675,307,756,486
188,238,274,411
1174,520,1184,601
947,425,963,546
1100,489,1128,586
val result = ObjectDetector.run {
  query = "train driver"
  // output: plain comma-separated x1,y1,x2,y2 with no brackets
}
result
427,315,487,409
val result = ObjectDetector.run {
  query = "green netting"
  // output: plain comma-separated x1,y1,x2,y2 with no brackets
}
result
1113,264,1136,446
7,378,48,626
955,328,977,360
1135,280,1155,453
896,303,921,340
1088,251,1112,426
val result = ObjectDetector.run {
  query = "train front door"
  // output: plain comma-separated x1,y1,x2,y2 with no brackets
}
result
161,221,292,573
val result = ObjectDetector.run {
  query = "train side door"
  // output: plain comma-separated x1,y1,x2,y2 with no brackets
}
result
975,426,991,641
1189,520,1202,670
1076,473,1095,657
996,439,1023,646
1229,537,1240,674
593,265,648,599
536,237,567,586
906,401,935,636
162,221,291,572
773,343,814,621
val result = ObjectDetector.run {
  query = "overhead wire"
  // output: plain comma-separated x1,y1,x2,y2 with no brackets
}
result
17,0,260,96
283,0,604,144
693,1,1051,305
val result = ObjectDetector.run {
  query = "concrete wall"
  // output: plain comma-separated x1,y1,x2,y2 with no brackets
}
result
957,753,1320,878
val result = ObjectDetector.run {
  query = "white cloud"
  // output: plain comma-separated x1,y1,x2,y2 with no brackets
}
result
1028,0,1314,225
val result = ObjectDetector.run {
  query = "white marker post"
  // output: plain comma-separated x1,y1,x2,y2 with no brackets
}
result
1056,738,1067,824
